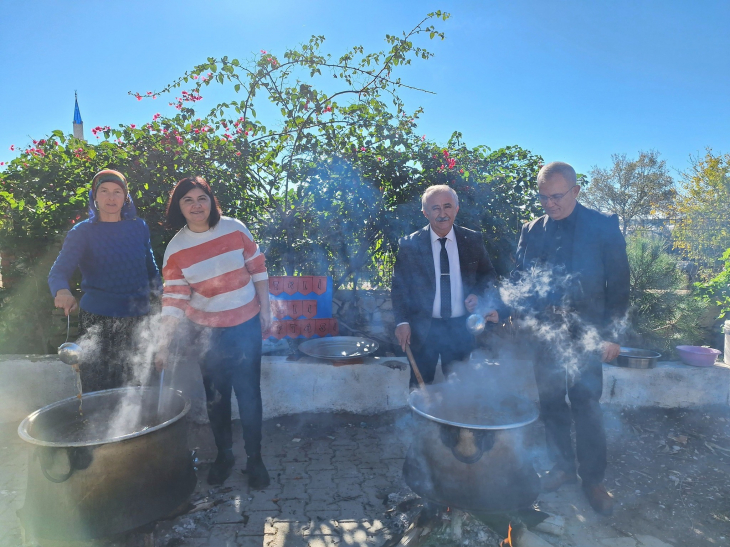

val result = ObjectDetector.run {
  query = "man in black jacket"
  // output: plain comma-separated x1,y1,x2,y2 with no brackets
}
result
392,185,500,387
513,161,630,516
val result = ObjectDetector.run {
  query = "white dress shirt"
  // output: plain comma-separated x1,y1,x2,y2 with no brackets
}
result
430,226,466,318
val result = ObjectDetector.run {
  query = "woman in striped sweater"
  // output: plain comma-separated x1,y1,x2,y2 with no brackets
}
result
156,176,272,488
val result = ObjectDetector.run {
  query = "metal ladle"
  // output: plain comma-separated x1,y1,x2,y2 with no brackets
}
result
58,315,83,366
466,313,486,335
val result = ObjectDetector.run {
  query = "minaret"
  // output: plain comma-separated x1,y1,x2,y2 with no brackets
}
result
72,92,85,141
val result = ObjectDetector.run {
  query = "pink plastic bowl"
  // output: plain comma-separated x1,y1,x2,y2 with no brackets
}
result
675,345,721,367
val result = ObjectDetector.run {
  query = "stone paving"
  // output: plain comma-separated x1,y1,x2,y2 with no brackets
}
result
0,410,710,547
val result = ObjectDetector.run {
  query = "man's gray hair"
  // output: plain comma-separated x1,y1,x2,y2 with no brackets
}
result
421,185,459,211
537,161,578,186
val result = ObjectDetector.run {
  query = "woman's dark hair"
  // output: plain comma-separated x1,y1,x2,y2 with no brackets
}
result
165,176,222,230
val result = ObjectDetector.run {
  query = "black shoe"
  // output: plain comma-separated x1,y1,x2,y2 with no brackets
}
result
246,454,270,489
207,449,235,485
583,482,615,516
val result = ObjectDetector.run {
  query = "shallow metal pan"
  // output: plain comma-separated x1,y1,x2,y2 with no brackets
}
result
298,336,379,362
612,347,661,369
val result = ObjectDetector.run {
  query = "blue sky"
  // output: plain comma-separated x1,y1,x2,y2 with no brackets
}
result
1,0,728,178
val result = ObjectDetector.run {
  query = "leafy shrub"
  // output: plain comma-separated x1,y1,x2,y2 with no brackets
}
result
695,247,730,320
626,235,709,356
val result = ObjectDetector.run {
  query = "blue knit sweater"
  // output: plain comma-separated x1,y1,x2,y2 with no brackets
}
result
48,196,162,317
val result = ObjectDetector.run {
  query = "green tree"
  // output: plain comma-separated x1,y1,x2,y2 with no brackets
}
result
695,247,730,320
671,149,730,272
626,235,708,355
581,151,675,236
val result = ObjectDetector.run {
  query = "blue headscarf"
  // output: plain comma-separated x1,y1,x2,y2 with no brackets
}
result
87,188,138,222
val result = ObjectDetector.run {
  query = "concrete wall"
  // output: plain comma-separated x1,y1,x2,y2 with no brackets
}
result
0,355,411,425
1,354,729,426
601,361,730,408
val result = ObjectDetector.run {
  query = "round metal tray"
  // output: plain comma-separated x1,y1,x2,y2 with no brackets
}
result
298,336,379,361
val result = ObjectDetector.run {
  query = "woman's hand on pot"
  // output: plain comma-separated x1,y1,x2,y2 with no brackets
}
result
54,290,78,316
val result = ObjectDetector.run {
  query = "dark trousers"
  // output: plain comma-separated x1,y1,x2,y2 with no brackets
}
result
534,350,607,486
197,315,263,458
410,316,474,387
78,310,146,393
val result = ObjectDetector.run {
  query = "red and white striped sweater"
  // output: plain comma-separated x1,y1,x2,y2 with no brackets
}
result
161,217,268,327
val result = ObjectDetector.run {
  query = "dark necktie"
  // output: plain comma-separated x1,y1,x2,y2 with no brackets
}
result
439,237,451,319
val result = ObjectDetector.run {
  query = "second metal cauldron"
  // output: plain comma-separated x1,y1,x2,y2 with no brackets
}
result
17,387,196,542
403,381,541,513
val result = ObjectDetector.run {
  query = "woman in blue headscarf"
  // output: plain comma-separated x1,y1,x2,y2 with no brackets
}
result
48,169,162,392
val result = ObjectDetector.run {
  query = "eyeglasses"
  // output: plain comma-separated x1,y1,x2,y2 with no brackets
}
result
537,185,577,204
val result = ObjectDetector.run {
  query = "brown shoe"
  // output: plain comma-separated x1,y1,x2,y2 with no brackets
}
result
583,483,615,516
540,467,578,492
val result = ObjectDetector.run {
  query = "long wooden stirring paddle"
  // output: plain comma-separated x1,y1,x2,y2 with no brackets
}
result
405,343,426,390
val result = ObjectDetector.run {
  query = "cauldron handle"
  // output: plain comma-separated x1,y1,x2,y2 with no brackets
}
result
37,447,92,483
37,448,74,483
439,426,496,464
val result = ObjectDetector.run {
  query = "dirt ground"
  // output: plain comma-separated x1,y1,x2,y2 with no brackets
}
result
600,405,730,545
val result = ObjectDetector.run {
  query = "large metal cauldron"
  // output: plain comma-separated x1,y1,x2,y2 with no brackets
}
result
17,387,196,542
403,379,541,513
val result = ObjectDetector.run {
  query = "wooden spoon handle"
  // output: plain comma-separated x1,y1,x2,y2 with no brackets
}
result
405,344,426,389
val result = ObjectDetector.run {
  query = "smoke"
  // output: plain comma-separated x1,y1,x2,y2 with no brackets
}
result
68,311,211,441
496,265,629,381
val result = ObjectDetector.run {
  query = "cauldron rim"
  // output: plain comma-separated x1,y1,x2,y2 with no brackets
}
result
407,390,539,430
17,386,190,449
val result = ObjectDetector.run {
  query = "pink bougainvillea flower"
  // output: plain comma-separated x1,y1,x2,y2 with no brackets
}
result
260,49,267,54
130,124,136,129
9,145,14,151
153,113,161,121
443,149,449,157
236,151,241,156
361,147,366,152
192,75,198,80
422,135,426,141
460,168,464,173
146,91,152,95
136,96,142,101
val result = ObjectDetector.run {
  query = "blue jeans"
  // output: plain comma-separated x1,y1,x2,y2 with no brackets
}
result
196,315,263,457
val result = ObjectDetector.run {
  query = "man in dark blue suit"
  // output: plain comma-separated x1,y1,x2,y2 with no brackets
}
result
513,161,630,516
392,185,500,387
